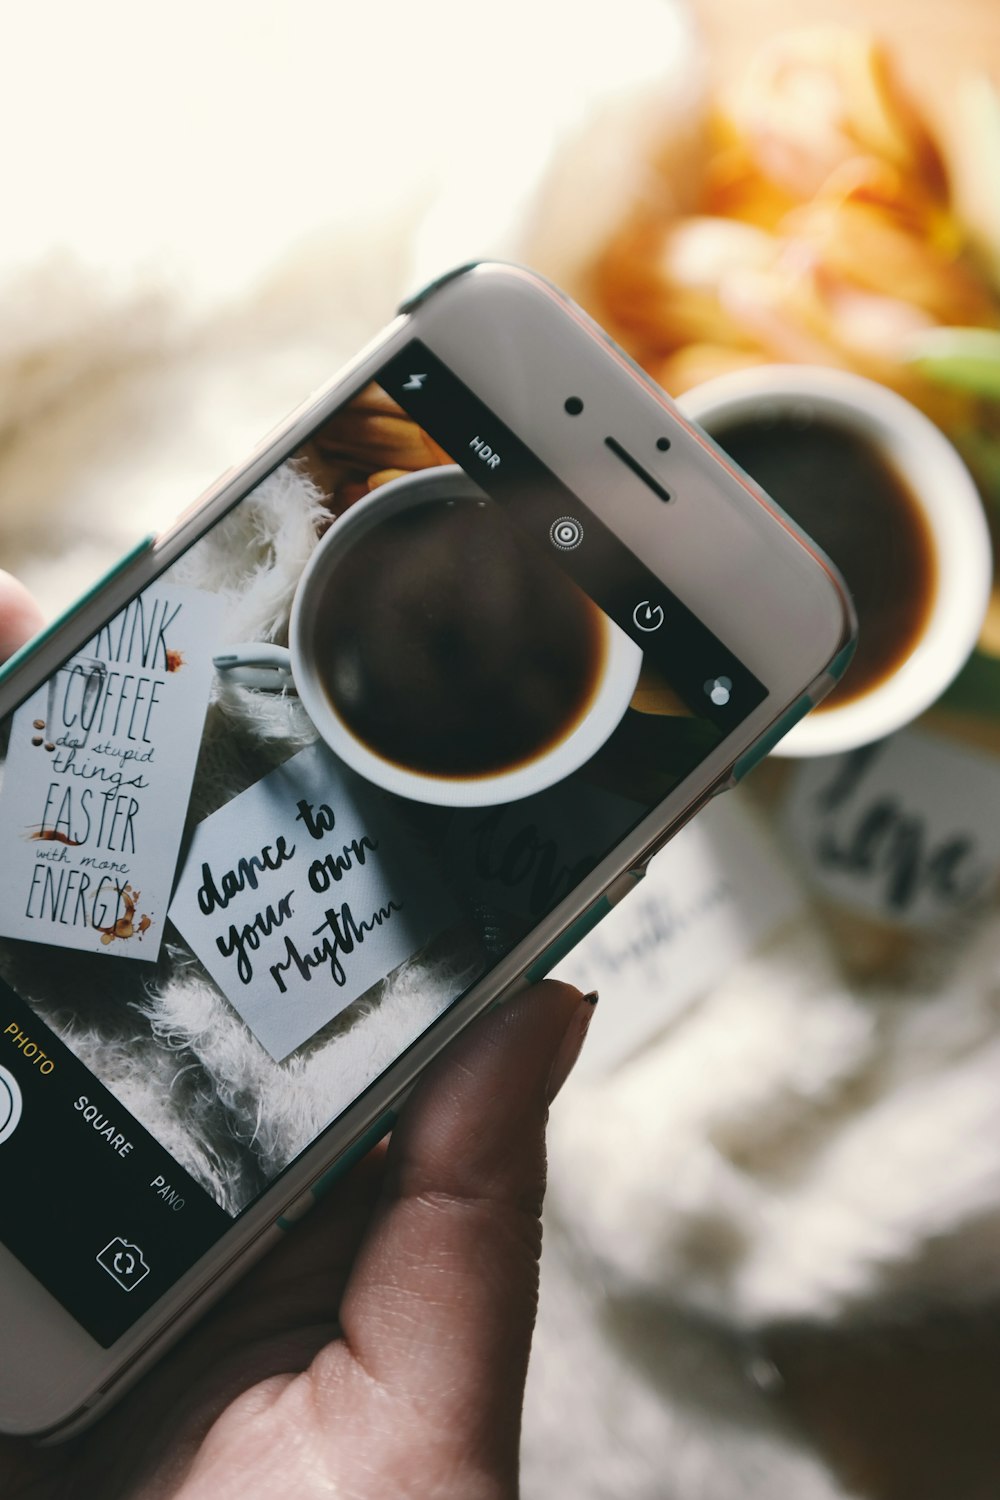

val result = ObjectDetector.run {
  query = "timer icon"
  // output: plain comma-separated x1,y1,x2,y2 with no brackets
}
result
632,600,665,632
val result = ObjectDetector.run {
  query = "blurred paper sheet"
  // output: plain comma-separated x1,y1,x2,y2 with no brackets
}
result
555,792,805,1075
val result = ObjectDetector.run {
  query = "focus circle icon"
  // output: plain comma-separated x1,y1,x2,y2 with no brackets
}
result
550,516,584,551
0,1066,23,1146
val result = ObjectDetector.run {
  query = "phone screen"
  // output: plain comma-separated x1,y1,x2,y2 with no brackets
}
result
0,342,764,1346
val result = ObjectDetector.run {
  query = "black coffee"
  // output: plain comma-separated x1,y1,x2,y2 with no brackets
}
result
311,498,606,778
713,414,937,710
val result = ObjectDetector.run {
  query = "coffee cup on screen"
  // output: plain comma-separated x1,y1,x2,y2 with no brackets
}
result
679,366,993,757
214,465,642,806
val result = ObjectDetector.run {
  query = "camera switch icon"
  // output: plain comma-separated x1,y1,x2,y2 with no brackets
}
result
704,675,733,707
97,1238,150,1292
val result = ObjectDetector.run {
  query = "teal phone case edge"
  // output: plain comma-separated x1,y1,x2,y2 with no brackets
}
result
730,634,857,783
276,1109,399,1228
0,535,156,692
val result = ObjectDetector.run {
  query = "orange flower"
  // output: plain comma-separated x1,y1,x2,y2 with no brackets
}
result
726,28,947,206
589,28,1000,415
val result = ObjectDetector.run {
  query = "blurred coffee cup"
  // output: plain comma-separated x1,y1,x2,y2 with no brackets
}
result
679,365,993,756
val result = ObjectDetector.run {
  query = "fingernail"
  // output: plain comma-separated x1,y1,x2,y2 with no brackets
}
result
546,991,598,1104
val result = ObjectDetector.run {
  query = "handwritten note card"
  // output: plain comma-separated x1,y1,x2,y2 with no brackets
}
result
168,741,458,1060
783,730,1000,928
0,584,223,962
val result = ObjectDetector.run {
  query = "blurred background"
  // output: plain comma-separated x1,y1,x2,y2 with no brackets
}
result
3,2,1000,1496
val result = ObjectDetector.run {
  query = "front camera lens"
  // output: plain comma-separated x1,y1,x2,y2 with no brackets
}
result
564,396,584,416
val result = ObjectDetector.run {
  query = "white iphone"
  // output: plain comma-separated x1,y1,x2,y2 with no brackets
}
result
0,262,854,1438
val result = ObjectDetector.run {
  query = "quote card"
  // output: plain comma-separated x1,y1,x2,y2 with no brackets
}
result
0,584,224,962
783,729,1000,928
168,741,459,1061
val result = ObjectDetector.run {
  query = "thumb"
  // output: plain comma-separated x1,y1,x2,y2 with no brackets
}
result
333,980,596,1488
0,571,44,664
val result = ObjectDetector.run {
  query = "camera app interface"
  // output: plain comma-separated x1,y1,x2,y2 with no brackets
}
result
0,342,763,1344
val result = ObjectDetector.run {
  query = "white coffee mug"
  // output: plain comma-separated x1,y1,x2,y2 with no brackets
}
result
215,465,643,805
679,366,993,756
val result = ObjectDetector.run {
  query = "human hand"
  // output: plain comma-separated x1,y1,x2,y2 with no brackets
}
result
0,570,595,1499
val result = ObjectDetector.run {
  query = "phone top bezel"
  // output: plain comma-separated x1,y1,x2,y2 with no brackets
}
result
0,262,853,1437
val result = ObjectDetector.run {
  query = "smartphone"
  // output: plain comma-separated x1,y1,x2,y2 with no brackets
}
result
0,262,854,1438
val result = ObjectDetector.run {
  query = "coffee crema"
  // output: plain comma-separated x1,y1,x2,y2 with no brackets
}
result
310,497,607,779
713,414,938,710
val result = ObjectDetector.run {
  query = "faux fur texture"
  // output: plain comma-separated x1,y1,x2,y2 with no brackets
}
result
522,1244,861,1500
550,906,1000,1328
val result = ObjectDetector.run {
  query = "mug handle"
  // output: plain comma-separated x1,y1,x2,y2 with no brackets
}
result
213,643,296,692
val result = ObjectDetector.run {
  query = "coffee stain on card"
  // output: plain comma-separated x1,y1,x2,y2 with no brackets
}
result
97,884,153,945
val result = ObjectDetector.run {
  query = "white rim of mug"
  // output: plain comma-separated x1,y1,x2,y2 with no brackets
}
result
678,365,993,757
290,464,643,805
